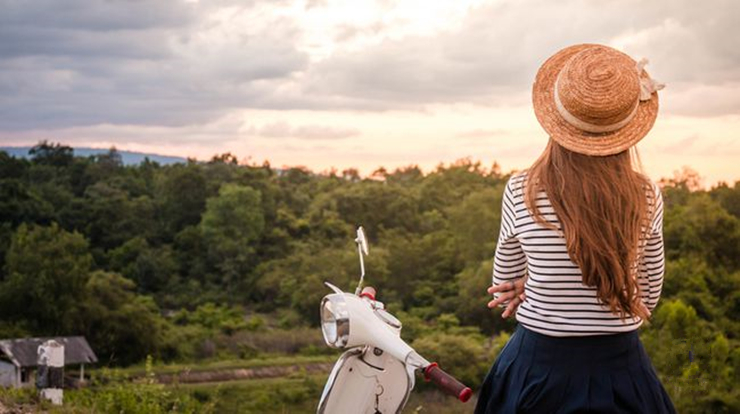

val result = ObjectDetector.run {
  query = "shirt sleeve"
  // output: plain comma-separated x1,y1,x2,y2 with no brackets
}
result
491,177,527,308
638,184,665,311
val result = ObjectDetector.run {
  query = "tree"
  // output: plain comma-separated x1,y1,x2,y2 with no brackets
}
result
711,181,740,218
210,152,239,165
254,240,386,321
308,182,421,237
411,331,489,388
663,194,740,270
77,271,166,365
0,223,92,333
108,237,178,294
157,163,207,237
386,165,423,185
29,141,74,167
447,186,503,263
0,179,55,227
419,159,496,212
0,150,29,180
201,184,265,291
82,182,155,251
453,261,504,334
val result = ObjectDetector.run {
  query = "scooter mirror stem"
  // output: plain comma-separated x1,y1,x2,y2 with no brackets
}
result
354,226,368,295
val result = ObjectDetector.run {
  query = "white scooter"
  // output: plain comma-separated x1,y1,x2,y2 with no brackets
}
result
318,227,472,414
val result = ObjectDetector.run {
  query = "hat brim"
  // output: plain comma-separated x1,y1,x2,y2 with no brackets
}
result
532,44,659,156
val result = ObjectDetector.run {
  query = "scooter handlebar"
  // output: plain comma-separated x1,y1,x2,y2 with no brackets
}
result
423,362,473,403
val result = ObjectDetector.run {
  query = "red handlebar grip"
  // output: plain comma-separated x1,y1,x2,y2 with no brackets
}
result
360,286,376,301
423,363,473,403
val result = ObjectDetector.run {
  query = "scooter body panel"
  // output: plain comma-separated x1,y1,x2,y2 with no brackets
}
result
318,346,414,414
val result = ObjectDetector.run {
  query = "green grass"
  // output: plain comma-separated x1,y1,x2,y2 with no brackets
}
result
101,354,336,377
170,373,477,414
1,370,477,414
405,391,477,414
169,372,327,413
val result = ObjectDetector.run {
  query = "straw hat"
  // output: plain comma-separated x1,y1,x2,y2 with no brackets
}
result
532,44,665,156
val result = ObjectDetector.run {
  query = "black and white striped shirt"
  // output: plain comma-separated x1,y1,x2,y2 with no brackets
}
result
492,172,665,336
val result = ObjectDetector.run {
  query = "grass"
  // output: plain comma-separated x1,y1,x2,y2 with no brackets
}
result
1,367,477,414
170,373,478,414
101,353,337,377
169,372,327,413
405,391,478,414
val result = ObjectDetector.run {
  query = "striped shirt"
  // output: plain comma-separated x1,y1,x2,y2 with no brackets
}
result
492,172,665,336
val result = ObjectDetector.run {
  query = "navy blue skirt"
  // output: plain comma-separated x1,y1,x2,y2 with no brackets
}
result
475,325,677,413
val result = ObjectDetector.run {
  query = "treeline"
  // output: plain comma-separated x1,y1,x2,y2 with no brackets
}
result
0,142,739,412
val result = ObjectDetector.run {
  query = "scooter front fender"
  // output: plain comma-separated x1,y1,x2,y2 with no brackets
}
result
318,347,414,414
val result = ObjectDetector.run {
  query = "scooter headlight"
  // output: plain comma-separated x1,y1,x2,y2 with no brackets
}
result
320,295,350,348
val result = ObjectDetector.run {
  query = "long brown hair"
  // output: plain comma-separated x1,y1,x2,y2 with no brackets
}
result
525,139,655,321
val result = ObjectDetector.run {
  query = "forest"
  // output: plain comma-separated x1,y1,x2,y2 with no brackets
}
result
0,141,738,413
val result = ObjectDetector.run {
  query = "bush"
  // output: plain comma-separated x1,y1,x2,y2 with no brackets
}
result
411,332,490,389
222,327,325,356
65,357,215,413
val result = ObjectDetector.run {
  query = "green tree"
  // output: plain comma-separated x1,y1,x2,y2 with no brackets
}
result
83,181,156,252
711,181,740,218
77,271,166,365
201,184,265,292
308,181,421,237
411,331,489,388
447,186,503,263
663,193,740,270
0,223,92,333
419,159,499,212
157,163,207,237
108,237,178,294
29,141,74,167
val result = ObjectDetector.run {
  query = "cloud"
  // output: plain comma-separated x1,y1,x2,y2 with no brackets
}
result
249,121,360,139
456,129,510,139
0,0,739,135
650,134,700,155
303,0,740,114
0,1,191,31
644,132,740,157
661,82,740,117
0,0,308,130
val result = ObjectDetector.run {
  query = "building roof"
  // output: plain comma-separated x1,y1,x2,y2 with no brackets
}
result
0,336,98,367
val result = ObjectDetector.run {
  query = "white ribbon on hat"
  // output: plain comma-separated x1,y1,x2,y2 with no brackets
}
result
553,58,665,134
636,58,665,100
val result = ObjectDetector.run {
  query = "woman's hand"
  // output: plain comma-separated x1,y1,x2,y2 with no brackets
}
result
637,299,652,320
487,276,527,319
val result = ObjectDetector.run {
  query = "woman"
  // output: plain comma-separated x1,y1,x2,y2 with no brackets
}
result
475,44,677,413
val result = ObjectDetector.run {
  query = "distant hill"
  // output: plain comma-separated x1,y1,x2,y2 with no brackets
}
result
1,146,188,166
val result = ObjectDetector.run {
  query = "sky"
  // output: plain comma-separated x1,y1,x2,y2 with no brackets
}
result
1,0,739,185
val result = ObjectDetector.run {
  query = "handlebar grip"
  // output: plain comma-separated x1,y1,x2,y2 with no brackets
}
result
423,363,473,402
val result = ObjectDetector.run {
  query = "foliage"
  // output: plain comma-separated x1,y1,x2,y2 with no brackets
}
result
0,144,738,413
79,271,167,365
0,222,92,333
65,357,215,413
172,303,248,334
412,332,490,389
200,183,265,294
169,373,323,414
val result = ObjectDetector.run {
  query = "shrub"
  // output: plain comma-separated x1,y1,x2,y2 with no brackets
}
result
411,332,490,389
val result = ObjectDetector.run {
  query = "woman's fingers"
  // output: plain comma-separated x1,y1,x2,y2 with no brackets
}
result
487,279,528,316
487,283,512,294
501,298,517,318
513,278,526,291
499,293,528,319
487,290,515,308
487,280,525,295
638,300,652,319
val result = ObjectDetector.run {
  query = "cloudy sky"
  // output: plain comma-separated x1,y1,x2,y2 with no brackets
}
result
1,0,739,184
